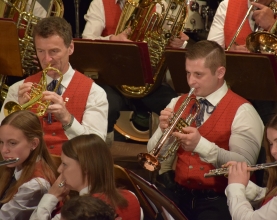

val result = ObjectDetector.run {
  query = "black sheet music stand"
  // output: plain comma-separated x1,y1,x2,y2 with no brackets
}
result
70,39,153,86
0,19,23,77
165,48,277,101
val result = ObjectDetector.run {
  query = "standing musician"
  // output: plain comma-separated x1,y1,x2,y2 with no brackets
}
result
82,0,189,146
147,40,264,220
0,17,108,155
225,114,277,220
207,0,277,125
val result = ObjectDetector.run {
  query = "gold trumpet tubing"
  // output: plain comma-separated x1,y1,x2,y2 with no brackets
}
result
204,162,277,178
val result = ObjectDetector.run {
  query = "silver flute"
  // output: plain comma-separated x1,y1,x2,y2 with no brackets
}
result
0,158,19,166
204,162,277,178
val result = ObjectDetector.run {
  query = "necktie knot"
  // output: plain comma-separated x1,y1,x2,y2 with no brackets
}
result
195,98,216,127
47,80,62,95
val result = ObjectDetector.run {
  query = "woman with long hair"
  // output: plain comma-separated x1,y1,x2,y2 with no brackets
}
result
31,134,141,220
225,114,277,220
0,110,57,219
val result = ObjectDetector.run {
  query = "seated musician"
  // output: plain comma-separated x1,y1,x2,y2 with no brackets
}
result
147,40,264,220
60,196,116,220
0,17,108,155
30,134,142,220
225,114,277,220
82,0,189,147
0,110,57,219
208,0,277,125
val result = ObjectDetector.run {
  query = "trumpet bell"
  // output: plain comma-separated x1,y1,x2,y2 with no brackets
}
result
246,31,277,55
137,152,161,171
4,101,23,116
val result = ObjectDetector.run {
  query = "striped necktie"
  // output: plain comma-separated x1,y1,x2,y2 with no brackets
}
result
47,80,62,124
195,98,216,127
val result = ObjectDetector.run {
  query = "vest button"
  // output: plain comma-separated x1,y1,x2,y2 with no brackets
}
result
50,145,54,149
200,166,204,170
189,165,193,169
191,152,195,156
187,180,190,184
198,182,202,185
52,132,56,136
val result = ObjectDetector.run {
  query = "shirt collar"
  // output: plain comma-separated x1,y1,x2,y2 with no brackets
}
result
197,81,228,107
14,168,22,181
79,186,90,195
46,64,75,90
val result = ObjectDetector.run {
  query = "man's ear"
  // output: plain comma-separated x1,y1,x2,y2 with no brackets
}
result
68,41,74,55
216,66,226,79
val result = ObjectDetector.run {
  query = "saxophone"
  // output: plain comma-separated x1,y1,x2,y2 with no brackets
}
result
115,0,187,98
0,0,64,103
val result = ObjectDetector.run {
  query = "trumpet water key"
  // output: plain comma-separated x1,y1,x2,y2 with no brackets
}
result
137,88,200,171
204,162,277,178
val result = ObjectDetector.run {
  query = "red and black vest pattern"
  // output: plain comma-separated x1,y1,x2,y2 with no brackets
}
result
175,89,248,192
24,70,93,155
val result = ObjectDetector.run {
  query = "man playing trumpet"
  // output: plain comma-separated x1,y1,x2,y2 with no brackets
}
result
0,17,108,155
147,40,264,220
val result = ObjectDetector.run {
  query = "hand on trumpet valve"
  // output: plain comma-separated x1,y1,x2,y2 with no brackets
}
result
173,127,201,152
18,82,33,105
159,108,173,132
251,2,275,31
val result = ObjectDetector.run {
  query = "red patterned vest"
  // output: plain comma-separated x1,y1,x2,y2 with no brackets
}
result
24,71,93,155
175,90,248,192
224,0,252,48
93,190,141,220
102,0,122,36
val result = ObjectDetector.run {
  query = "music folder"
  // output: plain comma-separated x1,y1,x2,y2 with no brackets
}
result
0,19,23,77
164,48,277,101
70,39,153,86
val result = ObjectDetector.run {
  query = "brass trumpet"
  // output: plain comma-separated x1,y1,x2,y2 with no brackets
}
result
137,88,200,171
204,162,277,178
0,158,20,166
3,64,62,117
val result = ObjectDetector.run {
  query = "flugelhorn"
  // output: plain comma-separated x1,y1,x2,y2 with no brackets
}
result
204,161,277,178
0,158,20,166
4,64,63,117
137,88,200,171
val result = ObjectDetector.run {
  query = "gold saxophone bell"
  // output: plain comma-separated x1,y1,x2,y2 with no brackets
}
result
204,161,277,178
137,88,200,171
3,64,63,117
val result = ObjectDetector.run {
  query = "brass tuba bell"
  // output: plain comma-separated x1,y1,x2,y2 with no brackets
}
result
137,88,200,171
4,64,63,117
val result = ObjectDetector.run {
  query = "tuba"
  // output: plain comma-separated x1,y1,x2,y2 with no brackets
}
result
3,64,63,117
115,0,187,98
137,88,200,171
0,0,64,103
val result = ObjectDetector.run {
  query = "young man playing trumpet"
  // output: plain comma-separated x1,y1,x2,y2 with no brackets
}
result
147,40,264,220
0,17,108,155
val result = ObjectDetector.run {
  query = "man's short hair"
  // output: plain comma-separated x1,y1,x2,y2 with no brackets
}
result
33,17,72,47
61,196,116,220
185,40,226,74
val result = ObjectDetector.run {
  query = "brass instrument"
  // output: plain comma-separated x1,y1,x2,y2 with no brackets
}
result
3,64,63,117
204,162,277,178
115,0,187,98
0,158,19,166
137,88,200,171
0,0,64,103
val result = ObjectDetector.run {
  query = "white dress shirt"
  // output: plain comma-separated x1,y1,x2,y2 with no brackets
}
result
147,82,264,168
30,186,144,220
82,0,167,40
0,65,108,141
207,0,255,48
0,167,51,220
226,181,277,220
